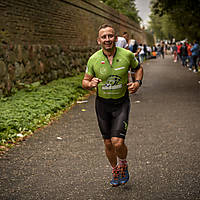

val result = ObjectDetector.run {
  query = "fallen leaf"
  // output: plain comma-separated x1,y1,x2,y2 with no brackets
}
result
17,133,23,137
77,100,88,104
134,101,141,104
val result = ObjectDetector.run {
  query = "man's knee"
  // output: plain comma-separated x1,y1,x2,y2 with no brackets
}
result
104,139,113,151
111,137,125,150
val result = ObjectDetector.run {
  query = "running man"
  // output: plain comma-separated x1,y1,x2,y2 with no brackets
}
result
82,24,143,187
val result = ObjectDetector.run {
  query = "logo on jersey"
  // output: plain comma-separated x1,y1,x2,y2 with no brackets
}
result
102,75,122,90
105,75,120,86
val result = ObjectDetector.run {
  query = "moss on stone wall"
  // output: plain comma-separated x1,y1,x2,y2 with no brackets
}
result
0,43,98,96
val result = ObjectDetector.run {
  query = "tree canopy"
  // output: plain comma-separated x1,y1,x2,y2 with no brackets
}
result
100,0,141,24
149,0,200,42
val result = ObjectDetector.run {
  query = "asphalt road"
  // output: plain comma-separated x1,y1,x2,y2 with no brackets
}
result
0,55,200,200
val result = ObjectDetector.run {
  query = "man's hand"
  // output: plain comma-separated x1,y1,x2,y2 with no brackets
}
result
127,81,140,94
82,74,102,90
89,77,102,89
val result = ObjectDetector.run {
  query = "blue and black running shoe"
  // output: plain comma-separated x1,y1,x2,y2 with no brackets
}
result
119,163,129,185
110,167,120,187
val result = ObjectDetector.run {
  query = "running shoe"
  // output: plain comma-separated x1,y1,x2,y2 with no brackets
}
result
110,167,120,187
119,163,129,185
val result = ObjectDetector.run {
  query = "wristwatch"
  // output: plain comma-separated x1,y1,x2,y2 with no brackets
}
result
135,80,142,87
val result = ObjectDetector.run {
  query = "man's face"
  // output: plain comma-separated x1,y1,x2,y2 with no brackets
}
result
123,33,129,42
97,27,117,51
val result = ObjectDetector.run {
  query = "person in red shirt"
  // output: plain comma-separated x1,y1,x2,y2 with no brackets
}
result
177,42,182,62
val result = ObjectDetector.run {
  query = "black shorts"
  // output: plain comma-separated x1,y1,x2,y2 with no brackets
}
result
95,98,130,139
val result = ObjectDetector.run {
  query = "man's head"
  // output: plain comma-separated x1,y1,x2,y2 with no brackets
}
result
123,32,129,42
97,24,117,52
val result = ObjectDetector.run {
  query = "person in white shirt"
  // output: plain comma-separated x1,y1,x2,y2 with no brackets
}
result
138,44,145,63
115,36,129,49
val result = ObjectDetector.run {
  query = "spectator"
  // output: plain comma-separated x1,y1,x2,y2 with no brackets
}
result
151,45,157,58
187,43,193,70
122,32,136,81
115,36,129,49
172,43,177,62
138,44,145,63
164,43,168,55
152,45,157,52
129,39,138,53
191,40,200,73
180,42,188,67
122,32,129,44
156,44,161,57
146,45,152,59
143,44,147,60
177,42,182,62
160,42,165,59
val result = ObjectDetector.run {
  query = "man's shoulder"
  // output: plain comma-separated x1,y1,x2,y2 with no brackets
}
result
117,47,133,57
117,47,130,53
116,47,138,66
89,49,103,60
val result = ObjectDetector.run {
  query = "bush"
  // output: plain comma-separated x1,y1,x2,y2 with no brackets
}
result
0,73,89,146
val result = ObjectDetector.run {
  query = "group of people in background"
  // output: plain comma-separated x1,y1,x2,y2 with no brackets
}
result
115,32,151,64
172,41,200,73
115,32,165,63
116,32,200,73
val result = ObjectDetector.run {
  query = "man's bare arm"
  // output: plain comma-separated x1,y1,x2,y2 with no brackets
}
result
127,66,143,94
82,74,102,90
134,65,143,82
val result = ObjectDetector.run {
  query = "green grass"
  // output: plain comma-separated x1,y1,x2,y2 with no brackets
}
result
0,73,89,147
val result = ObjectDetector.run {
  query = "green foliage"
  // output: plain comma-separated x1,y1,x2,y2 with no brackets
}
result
0,74,89,145
149,13,178,41
148,13,164,40
101,0,141,24
149,0,200,41
144,30,155,46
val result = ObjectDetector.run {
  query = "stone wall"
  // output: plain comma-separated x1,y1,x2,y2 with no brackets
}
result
0,0,148,96
0,43,97,96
